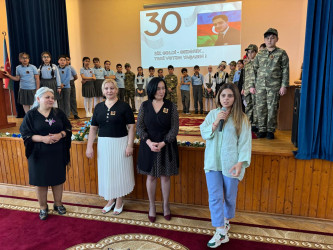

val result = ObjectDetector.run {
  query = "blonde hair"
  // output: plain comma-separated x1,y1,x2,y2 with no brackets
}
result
101,79,118,92
216,83,250,136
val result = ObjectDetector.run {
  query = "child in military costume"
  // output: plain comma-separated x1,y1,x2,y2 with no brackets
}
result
164,65,178,107
124,63,136,112
250,28,289,139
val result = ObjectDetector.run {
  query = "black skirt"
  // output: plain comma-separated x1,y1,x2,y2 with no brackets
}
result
94,79,104,97
82,80,95,97
40,78,59,100
18,89,36,105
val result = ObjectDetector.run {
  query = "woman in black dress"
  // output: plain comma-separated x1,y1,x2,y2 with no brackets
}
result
137,77,179,222
20,87,72,220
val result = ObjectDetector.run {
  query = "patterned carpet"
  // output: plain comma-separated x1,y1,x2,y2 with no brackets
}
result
1,195,332,249
71,115,205,136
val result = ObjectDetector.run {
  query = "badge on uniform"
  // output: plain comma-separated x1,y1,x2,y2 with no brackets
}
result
163,108,168,113
110,111,116,115
48,68,51,71
270,55,274,59
26,71,30,74
90,71,92,73
100,69,102,72
61,71,64,74
171,78,173,81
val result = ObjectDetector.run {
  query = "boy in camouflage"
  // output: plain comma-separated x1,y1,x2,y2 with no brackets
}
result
124,63,136,112
164,65,178,107
243,44,258,132
228,61,237,84
250,28,289,139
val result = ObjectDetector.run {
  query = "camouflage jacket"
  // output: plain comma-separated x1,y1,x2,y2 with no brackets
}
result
164,74,178,90
229,69,236,84
252,47,289,89
243,60,255,96
124,71,135,90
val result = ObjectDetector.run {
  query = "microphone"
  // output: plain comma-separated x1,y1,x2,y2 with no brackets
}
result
219,107,227,132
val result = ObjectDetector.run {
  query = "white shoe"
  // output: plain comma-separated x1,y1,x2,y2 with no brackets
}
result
113,202,124,215
102,201,115,214
86,112,90,118
207,230,229,248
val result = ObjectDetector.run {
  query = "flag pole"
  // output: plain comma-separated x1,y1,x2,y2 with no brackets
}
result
2,31,14,117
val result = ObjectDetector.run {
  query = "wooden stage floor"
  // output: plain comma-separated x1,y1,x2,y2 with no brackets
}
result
2,109,297,155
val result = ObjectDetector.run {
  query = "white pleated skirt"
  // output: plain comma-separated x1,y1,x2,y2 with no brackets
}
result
97,136,135,200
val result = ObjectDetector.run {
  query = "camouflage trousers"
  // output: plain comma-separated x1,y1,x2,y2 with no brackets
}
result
125,89,136,111
245,93,257,127
166,91,178,108
255,87,280,133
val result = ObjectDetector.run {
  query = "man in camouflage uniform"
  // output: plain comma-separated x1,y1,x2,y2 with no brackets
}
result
124,63,136,112
164,65,178,107
250,28,289,139
228,61,236,83
243,44,258,132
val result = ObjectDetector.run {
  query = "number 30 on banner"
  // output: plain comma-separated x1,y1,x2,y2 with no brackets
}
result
144,11,181,36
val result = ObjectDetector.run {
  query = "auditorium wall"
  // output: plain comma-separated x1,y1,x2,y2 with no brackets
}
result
66,0,308,108
0,0,307,110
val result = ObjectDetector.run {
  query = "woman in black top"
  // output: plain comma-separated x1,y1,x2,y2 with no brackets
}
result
137,77,179,222
86,79,135,215
20,87,72,220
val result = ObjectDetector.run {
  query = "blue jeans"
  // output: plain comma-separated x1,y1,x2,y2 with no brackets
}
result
205,171,239,227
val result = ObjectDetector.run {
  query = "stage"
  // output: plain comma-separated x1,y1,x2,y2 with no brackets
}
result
0,112,332,221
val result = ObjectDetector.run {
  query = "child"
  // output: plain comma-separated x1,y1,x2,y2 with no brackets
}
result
58,55,71,118
180,68,191,114
38,51,61,107
243,44,258,132
203,65,216,114
92,57,107,107
157,68,164,79
200,83,251,248
250,28,289,139
228,61,237,84
115,63,125,101
213,63,228,96
164,65,178,107
124,63,136,112
65,56,80,119
233,60,244,94
146,66,155,85
4,52,40,113
104,60,116,80
191,65,204,114
259,43,266,51
80,57,96,117
135,66,146,111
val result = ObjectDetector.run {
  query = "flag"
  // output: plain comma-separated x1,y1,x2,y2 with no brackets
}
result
3,37,11,89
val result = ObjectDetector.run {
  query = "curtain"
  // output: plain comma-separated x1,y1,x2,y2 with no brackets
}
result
5,0,70,117
295,0,333,161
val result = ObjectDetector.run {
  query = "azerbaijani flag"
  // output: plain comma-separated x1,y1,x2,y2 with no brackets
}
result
3,37,11,89
197,10,241,47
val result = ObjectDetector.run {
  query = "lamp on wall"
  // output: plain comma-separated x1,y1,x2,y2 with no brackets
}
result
144,0,224,9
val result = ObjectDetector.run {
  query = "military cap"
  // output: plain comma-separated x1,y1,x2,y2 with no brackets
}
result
228,61,236,66
245,44,258,53
264,28,278,37
124,63,131,67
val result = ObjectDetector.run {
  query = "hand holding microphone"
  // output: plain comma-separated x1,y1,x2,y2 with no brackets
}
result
214,107,229,132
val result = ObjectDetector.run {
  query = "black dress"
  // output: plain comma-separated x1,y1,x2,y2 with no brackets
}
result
137,99,179,177
20,108,72,186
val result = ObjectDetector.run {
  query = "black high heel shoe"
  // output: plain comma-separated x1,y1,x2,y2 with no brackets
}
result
54,204,67,215
39,206,49,220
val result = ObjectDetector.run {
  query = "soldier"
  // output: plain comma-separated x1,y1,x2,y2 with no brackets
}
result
250,28,289,139
228,61,237,84
124,63,136,112
243,44,258,132
164,65,178,107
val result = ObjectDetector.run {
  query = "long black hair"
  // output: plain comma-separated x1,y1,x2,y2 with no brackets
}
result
146,77,167,100
39,51,55,79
